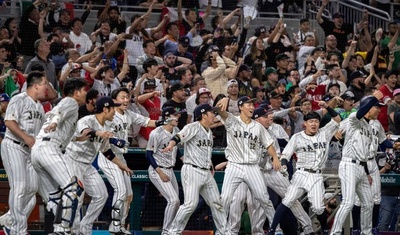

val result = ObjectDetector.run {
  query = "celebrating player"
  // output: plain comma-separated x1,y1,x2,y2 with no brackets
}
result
163,103,229,235
97,87,157,234
63,96,132,235
1,71,48,235
31,78,88,234
146,106,182,235
266,101,341,235
216,96,281,234
331,91,384,235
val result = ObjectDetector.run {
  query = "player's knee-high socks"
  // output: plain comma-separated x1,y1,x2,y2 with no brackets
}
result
268,203,289,234
373,204,380,228
352,205,361,230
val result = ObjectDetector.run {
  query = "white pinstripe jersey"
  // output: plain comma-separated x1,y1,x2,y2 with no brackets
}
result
146,126,179,168
178,122,213,169
342,112,374,162
65,115,112,164
223,113,274,164
282,119,339,170
110,109,150,155
368,119,386,159
4,92,45,142
36,97,79,148
259,129,281,171
92,78,121,97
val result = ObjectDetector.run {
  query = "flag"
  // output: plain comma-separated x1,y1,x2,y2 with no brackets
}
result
277,3,284,18
4,75,19,98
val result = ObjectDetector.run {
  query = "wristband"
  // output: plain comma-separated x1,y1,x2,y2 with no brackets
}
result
88,130,96,138
326,107,338,118
103,149,116,161
171,134,181,145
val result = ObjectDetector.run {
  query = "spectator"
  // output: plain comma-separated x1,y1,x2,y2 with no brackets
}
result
136,39,164,78
317,0,367,52
78,88,99,119
25,39,58,92
2,18,21,64
324,193,337,229
185,76,209,122
172,36,194,67
226,79,240,116
90,21,117,45
243,37,267,67
378,69,398,131
324,35,343,62
253,86,267,108
320,64,347,95
297,35,316,73
163,83,188,130
176,67,193,92
335,91,356,120
236,64,253,98
275,53,290,81
294,18,318,46
137,80,161,141
283,69,301,90
177,0,211,35
95,5,127,34
19,0,43,68
134,58,165,98
326,82,341,97
264,67,279,92
388,88,400,134
164,22,180,54
381,22,400,70
186,87,212,123
69,18,94,55
346,70,367,102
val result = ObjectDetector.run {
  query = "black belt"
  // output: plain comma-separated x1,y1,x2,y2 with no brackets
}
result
42,137,63,149
351,159,367,167
297,168,322,174
158,166,173,169
7,138,28,148
187,163,211,171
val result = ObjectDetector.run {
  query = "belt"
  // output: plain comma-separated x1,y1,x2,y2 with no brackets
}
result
158,166,173,169
368,157,375,160
42,137,63,149
187,163,211,171
297,168,322,174
7,137,28,148
343,158,367,167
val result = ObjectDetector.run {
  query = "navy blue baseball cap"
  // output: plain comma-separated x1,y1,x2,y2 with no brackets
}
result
0,93,10,102
359,95,385,108
252,107,272,119
162,106,186,119
94,96,121,113
238,96,257,106
194,104,218,120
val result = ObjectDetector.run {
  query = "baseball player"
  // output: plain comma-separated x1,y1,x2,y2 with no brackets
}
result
351,114,393,235
145,106,181,235
1,71,48,235
97,87,157,234
266,102,341,235
215,96,281,234
63,96,132,235
31,78,88,234
163,104,229,235
331,91,384,235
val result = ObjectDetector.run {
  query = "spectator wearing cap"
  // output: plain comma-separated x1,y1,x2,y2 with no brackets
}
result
137,80,161,141
346,70,368,102
294,18,318,47
25,39,58,91
133,58,165,99
163,82,188,130
173,36,194,66
268,90,295,135
381,22,400,70
297,35,316,73
59,62,84,85
136,39,164,78
225,79,240,116
78,88,99,119
317,0,368,52
265,67,279,92
264,21,294,68
377,69,398,131
326,82,341,97
236,64,253,98
335,91,356,120
201,50,237,98
243,37,267,67
388,88,400,133
186,87,213,123
320,64,347,95
275,53,290,81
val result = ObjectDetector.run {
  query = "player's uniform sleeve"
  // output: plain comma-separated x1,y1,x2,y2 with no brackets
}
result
281,134,298,161
321,118,340,140
4,95,23,122
177,123,198,143
348,112,361,129
222,113,236,131
76,115,93,134
127,109,151,127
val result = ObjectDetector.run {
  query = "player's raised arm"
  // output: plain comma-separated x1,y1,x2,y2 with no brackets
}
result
356,90,384,119
215,97,229,121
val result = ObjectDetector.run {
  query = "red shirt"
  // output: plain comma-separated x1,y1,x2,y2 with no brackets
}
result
139,96,161,140
305,84,327,110
378,84,394,131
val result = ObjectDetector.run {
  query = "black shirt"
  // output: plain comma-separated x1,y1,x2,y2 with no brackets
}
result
162,99,187,130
